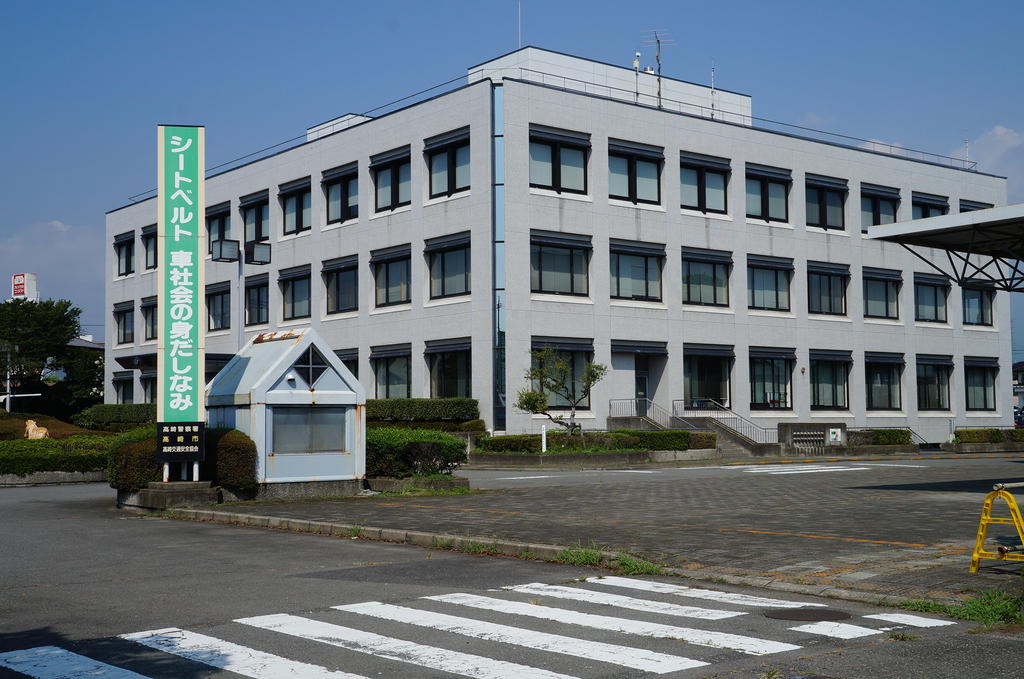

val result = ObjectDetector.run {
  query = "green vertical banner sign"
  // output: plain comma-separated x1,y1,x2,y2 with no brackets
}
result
156,125,206,462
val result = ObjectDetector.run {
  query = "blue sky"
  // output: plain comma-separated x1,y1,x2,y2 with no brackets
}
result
2,0,1022,361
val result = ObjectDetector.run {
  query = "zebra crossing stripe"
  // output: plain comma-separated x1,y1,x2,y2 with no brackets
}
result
585,576,826,608
863,614,955,627
769,468,871,475
120,627,365,678
789,621,883,639
236,613,579,679
0,645,151,678
508,582,744,620
334,601,706,674
427,593,801,656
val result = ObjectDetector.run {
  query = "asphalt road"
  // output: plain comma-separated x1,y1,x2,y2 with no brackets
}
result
1,482,1022,678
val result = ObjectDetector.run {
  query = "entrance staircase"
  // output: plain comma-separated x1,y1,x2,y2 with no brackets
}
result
607,399,705,432
673,400,781,456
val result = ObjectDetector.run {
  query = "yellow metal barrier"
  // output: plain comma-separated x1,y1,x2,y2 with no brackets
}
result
970,482,1024,573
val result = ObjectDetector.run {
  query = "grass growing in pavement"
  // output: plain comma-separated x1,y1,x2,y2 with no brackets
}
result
899,590,1024,628
431,537,455,549
376,486,477,498
347,525,364,538
887,631,922,641
553,546,603,567
608,553,664,576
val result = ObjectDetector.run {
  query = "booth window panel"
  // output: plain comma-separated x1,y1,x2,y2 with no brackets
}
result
750,357,792,410
282,189,312,235
374,355,411,398
429,141,470,198
142,234,158,269
610,252,662,301
142,305,157,341
246,283,269,325
608,153,660,204
747,267,790,311
113,378,134,405
140,376,155,404
914,283,947,322
683,260,729,306
864,278,899,319
430,350,472,398
282,276,311,320
684,355,730,408
374,159,411,212
965,366,997,411
326,267,358,314
806,186,845,230
531,244,589,296
115,240,134,276
680,165,727,213
114,309,134,344
866,363,902,410
529,140,587,194
533,350,591,410
272,406,347,453
810,360,849,409
326,175,358,223
808,272,847,315
917,364,951,410
243,203,269,243
207,214,229,252
963,287,994,326
860,195,897,233
374,257,411,306
430,247,471,298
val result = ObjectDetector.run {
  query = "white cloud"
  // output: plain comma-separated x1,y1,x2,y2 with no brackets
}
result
955,125,1024,203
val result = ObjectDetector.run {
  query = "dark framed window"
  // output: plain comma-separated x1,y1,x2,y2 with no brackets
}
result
680,164,728,213
866,363,902,410
325,266,358,314
245,282,268,325
271,406,347,453
429,246,470,299
374,257,411,306
963,287,994,325
374,355,411,398
281,276,311,320
747,267,791,311
428,141,470,198
610,252,662,301
746,171,789,222
608,152,660,204
114,309,133,344
914,283,948,322
533,350,592,409
281,188,312,235
806,185,846,230
140,376,155,404
960,200,993,213
207,213,229,252
808,272,847,315
682,259,729,306
325,174,358,224
864,277,900,319
912,192,948,220
531,244,589,296
917,363,951,410
374,158,411,212
965,365,997,411
207,290,230,331
429,350,471,398
243,202,269,243
684,355,731,408
750,357,792,409
113,376,134,405
860,185,899,233
529,139,587,194
115,239,134,276
142,233,157,269
810,360,849,409
141,303,157,341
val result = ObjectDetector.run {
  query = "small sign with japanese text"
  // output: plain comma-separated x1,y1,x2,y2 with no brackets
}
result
156,421,206,462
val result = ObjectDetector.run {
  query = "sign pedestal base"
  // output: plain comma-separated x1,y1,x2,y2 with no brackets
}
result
130,481,217,510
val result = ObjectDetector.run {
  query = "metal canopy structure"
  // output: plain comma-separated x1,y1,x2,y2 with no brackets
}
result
868,204,1024,292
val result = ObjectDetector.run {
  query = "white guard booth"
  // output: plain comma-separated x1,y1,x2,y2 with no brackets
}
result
206,328,365,484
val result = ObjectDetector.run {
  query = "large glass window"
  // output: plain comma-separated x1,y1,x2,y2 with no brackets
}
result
325,174,358,224
113,376,134,405
429,141,470,198
115,239,134,276
282,276,311,320
747,267,790,311
683,259,729,306
429,350,471,398
114,309,133,344
608,152,660,204
207,290,230,331
325,266,358,314
680,164,727,213
529,139,587,194
207,213,229,252
610,252,662,301
915,283,948,322
374,257,411,306
430,247,471,299
810,360,849,409
917,364,951,410
750,357,792,409
864,277,900,319
282,189,312,235
533,350,592,409
963,287,994,326
806,186,845,230
243,202,269,243
912,201,947,220
860,193,898,233
374,158,411,212
141,303,157,341
531,244,589,296
866,363,902,410
272,406,347,452
746,176,788,222
245,282,268,325
684,356,730,407
374,355,411,398
142,233,157,269
140,376,155,404
808,272,847,315
965,366,997,411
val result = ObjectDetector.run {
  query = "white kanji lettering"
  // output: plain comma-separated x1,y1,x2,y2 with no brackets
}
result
170,340,193,358
169,321,192,340
170,304,193,321
171,206,194,224
170,136,193,153
169,251,193,267
171,356,193,375
173,172,193,189
169,268,193,287
169,393,193,410
169,374,192,391
169,285,193,305
170,189,193,206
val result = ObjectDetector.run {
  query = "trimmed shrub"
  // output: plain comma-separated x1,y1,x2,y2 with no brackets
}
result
476,434,541,453
73,404,156,432
1006,429,1024,443
868,429,913,445
476,432,644,453
690,432,717,449
366,419,486,433
611,429,692,450
366,398,479,422
0,435,117,476
366,427,467,477
107,426,161,493
956,428,1004,444
204,429,258,492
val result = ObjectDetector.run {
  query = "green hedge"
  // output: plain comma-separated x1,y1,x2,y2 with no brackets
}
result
366,398,479,422
107,426,162,492
956,428,1023,444
476,432,646,453
611,429,691,450
73,404,156,431
868,429,914,445
691,431,717,449
366,427,467,477
366,419,486,433
0,435,118,476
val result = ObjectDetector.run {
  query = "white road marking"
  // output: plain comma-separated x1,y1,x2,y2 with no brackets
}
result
585,576,826,608
493,475,559,480
789,621,883,639
428,593,800,656
237,613,578,679
121,627,364,678
603,470,659,474
768,467,871,475
335,601,705,674
508,582,743,620
863,613,955,627
0,646,150,678
858,463,929,468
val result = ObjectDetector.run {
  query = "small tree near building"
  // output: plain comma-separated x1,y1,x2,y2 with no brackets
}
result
514,347,607,434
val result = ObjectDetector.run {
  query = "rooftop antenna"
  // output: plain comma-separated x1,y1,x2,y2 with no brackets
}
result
517,1,522,49
633,51,641,103
964,137,970,164
710,59,716,119
642,30,673,108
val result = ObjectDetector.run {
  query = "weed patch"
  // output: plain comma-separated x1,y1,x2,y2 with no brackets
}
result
899,590,1024,628
431,537,455,549
553,546,603,567
609,553,664,576
887,631,922,641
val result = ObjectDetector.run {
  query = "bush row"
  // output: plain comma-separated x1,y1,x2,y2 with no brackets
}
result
366,398,479,422
955,428,1024,444
845,429,915,446
0,414,108,440
0,435,119,476
366,419,486,433
475,430,716,453
366,427,467,477
72,404,156,431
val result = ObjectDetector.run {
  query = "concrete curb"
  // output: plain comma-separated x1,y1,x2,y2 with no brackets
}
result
164,508,968,607
0,471,106,486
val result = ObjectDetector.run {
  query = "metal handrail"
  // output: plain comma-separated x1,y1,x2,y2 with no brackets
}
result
673,399,779,444
608,398,703,430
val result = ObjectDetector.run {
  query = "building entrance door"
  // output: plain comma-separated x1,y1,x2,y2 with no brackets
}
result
635,356,650,417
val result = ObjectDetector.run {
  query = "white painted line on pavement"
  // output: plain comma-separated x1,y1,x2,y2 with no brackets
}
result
723,464,833,471
769,467,871,475
236,613,578,679
0,646,151,678
863,613,955,627
603,470,659,474
585,576,826,608
508,582,743,620
789,621,883,639
121,627,364,679
428,593,800,656
858,463,929,468
493,475,560,480
334,601,705,674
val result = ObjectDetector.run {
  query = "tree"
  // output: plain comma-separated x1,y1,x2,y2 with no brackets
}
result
0,299,83,413
513,347,607,434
